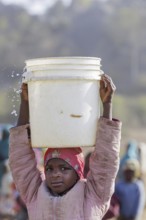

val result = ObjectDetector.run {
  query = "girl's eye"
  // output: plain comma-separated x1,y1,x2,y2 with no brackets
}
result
45,167,52,172
61,167,71,171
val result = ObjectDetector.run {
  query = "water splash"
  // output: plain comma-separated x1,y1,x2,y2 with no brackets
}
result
11,71,15,78
9,71,23,118
11,110,18,117
10,71,21,78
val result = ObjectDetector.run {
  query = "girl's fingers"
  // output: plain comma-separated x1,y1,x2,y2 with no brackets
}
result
20,83,28,101
21,83,27,89
100,79,105,89
101,74,116,91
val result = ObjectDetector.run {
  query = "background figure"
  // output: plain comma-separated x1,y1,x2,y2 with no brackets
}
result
0,159,28,220
118,140,140,180
14,193,29,220
84,151,120,220
0,127,10,189
0,159,16,218
138,142,146,189
115,158,145,220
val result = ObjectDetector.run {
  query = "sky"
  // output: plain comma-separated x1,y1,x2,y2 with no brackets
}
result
0,0,72,14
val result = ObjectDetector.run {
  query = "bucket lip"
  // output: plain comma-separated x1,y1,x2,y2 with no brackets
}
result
22,70,103,83
25,56,101,64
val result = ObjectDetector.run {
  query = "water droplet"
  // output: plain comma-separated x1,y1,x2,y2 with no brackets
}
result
11,110,17,116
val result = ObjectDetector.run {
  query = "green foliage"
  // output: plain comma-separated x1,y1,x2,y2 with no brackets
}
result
0,90,12,118
113,95,146,128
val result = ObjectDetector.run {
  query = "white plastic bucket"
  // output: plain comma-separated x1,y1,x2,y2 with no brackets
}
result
23,57,103,148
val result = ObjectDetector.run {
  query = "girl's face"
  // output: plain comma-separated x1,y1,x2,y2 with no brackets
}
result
45,158,79,195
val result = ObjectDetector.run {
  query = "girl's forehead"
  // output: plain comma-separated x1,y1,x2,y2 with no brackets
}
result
46,158,70,166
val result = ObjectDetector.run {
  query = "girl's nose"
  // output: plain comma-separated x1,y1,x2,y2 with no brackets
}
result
52,169,61,177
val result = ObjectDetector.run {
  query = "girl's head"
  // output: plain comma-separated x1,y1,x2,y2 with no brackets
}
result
44,148,84,195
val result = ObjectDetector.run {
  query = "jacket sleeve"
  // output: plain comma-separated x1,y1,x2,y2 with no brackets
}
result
85,117,122,218
9,124,42,203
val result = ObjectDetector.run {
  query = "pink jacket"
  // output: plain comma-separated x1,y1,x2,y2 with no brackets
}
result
9,117,121,220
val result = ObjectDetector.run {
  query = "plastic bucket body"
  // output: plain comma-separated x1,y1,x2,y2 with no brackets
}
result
23,57,102,148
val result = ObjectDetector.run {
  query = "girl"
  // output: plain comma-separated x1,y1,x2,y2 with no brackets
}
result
9,74,122,220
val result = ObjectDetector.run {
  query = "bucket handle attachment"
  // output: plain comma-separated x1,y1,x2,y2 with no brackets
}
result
22,71,33,83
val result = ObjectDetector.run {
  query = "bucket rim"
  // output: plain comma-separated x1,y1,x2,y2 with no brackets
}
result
25,56,101,62
26,56,101,61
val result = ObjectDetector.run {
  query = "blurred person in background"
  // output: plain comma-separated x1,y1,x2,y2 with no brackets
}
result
0,125,28,220
115,158,145,220
14,192,29,220
117,140,140,181
0,126,10,189
0,158,28,220
0,159,16,219
138,142,146,189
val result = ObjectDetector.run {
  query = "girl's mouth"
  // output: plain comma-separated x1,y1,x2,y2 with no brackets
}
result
51,182,63,187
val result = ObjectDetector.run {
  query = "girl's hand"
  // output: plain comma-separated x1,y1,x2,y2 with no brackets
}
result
21,83,28,102
100,74,116,104
17,83,29,126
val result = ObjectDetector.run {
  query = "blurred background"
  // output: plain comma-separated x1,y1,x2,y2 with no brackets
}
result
0,0,146,145
0,0,146,219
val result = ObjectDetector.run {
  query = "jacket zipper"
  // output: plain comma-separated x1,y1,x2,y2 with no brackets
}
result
53,197,58,220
